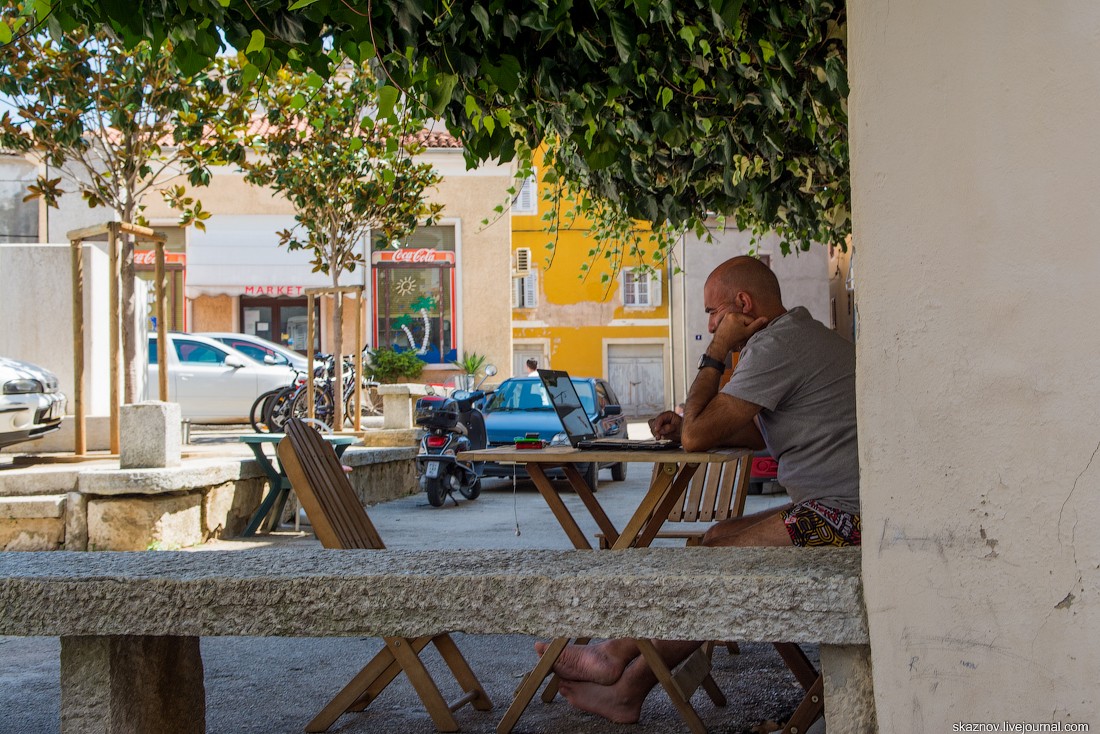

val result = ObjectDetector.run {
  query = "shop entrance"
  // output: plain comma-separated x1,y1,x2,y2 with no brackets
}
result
239,296,316,352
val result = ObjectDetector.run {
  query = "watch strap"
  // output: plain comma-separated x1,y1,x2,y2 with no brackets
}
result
698,354,725,372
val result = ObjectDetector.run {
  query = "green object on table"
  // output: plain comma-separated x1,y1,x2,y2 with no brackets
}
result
239,433,359,536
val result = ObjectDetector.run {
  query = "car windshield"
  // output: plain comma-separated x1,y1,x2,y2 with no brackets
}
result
485,379,596,413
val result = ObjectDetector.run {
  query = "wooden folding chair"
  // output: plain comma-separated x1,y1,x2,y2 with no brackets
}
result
596,455,752,548
277,418,492,733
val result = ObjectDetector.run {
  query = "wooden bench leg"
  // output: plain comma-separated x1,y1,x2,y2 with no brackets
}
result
61,635,204,734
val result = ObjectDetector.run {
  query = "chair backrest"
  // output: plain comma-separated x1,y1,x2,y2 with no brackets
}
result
663,454,752,523
277,418,385,550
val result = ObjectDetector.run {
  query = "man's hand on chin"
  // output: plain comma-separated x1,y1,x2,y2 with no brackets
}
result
711,313,770,356
648,411,682,441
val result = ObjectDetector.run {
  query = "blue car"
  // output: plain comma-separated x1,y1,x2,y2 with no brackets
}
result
481,376,628,489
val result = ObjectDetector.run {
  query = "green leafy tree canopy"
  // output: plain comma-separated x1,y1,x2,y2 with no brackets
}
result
36,0,850,252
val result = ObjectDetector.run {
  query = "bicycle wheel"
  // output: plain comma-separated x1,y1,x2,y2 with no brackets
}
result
291,385,334,429
344,386,383,428
249,388,282,433
265,385,298,432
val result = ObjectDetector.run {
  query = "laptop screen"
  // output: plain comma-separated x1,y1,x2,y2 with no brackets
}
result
536,369,597,446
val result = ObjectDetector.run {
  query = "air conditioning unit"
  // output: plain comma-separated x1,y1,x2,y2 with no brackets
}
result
513,247,532,275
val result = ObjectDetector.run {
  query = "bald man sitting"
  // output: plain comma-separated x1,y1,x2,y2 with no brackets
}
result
534,255,861,725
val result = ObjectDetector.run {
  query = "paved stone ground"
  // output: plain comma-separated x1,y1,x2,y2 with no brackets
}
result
0,422,814,734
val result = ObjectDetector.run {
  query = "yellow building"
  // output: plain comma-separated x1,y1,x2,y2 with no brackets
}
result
510,155,671,416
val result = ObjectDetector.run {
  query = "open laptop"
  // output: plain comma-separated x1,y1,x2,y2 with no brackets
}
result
536,369,680,451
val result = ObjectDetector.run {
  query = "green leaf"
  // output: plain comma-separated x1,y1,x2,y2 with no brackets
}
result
288,0,323,9
245,30,265,54
241,63,261,87
609,12,636,62
758,39,775,63
0,22,11,44
377,85,400,120
348,137,363,152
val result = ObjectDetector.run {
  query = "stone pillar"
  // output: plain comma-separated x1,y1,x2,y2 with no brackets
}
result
820,644,876,734
379,383,430,429
60,635,204,734
120,401,181,469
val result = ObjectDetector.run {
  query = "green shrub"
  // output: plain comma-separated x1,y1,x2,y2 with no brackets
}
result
367,347,425,383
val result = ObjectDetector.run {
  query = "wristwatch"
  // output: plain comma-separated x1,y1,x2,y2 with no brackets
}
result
697,353,725,372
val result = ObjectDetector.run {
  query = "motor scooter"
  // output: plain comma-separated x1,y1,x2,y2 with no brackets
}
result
414,365,497,507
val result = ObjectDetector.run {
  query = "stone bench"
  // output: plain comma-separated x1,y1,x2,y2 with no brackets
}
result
0,546,871,734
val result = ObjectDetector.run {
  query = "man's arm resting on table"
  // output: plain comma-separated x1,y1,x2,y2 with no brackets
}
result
680,363,765,452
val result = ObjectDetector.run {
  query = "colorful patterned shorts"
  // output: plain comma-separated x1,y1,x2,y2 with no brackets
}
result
782,500,861,547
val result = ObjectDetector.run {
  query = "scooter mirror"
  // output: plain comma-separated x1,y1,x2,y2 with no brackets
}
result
484,364,498,377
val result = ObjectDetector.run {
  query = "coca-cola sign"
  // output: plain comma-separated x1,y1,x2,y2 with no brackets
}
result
134,249,186,266
372,248,454,265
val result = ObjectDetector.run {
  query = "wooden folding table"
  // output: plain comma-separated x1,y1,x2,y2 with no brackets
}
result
457,445,750,734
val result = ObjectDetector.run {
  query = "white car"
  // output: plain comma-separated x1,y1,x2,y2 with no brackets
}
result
147,333,297,424
198,332,308,371
0,356,67,449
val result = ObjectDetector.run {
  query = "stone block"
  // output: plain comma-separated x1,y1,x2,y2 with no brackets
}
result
87,493,203,551
0,517,65,550
821,644,877,734
357,428,421,447
344,455,419,505
379,383,431,429
61,635,204,734
203,479,264,539
0,494,65,519
120,402,181,469
65,492,88,551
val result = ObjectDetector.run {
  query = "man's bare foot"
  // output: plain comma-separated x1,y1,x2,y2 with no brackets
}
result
533,641,625,685
558,679,644,724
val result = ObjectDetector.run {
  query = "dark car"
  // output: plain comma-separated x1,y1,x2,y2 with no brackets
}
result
481,375,628,489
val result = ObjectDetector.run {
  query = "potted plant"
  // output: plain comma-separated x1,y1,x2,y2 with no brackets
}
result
451,351,487,390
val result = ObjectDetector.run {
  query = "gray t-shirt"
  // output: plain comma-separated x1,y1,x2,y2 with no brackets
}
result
721,307,859,514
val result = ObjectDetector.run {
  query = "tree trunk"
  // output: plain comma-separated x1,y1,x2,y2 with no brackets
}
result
118,202,140,406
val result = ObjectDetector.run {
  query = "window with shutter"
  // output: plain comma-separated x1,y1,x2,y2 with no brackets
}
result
512,173,537,214
621,268,662,307
512,270,539,308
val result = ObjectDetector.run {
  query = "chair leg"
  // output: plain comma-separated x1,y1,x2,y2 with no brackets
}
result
305,645,401,732
498,637,568,734
539,637,590,703
432,633,494,711
782,675,824,734
384,637,461,732
347,636,433,712
636,639,708,734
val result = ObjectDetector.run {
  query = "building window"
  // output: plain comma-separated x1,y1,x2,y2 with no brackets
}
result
512,172,537,214
512,247,537,308
512,271,538,308
371,226,458,364
621,268,662,307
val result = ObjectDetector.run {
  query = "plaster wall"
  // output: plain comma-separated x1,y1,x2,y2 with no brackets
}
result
849,0,1100,727
669,229,831,399
0,243,111,415
431,156,514,378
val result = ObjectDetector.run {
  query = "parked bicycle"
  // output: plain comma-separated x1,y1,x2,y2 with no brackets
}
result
251,353,382,433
